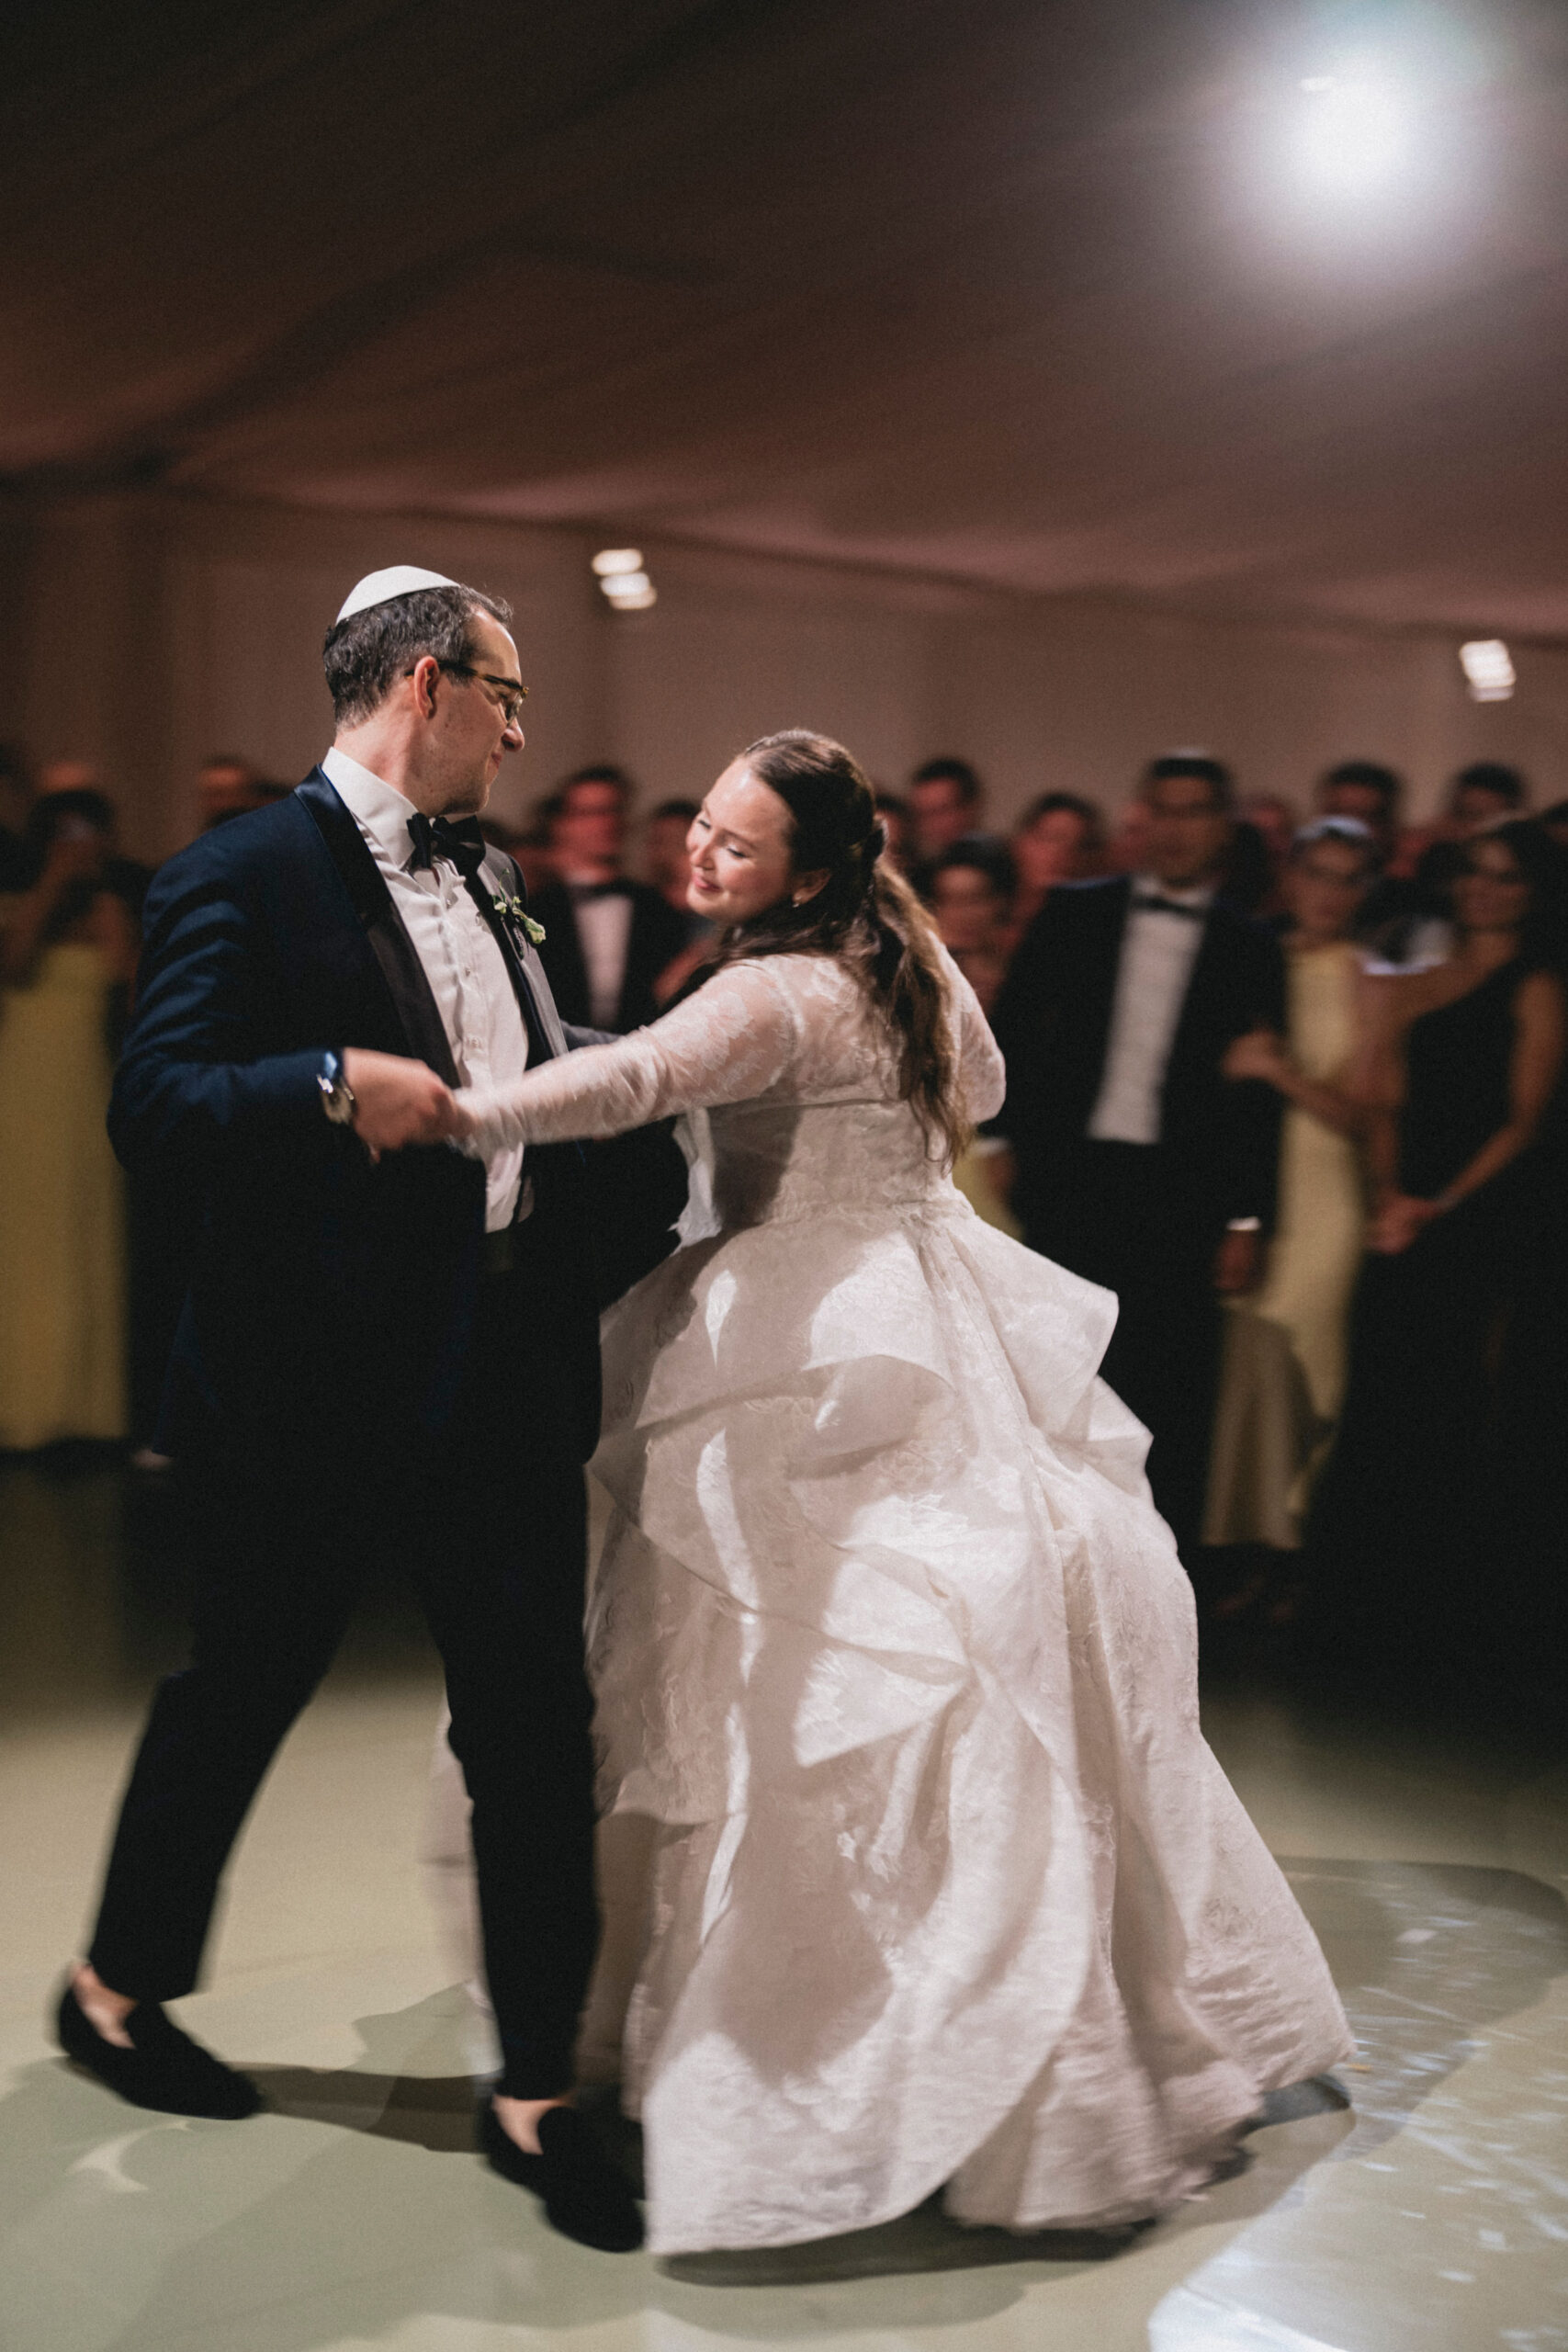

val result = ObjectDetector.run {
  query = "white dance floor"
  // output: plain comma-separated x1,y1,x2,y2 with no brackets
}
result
2,1460,1564,2352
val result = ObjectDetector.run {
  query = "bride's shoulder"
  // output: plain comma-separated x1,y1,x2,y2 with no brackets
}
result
727,949,861,1004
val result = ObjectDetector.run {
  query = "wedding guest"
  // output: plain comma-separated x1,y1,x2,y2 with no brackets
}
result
642,797,718,1007
1217,820,1277,917
1202,820,1380,1583
508,790,562,896
0,742,30,889
1239,793,1298,872
1306,821,1567,1665
1226,794,1294,921
926,838,1023,1238
1107,795,1152,873
0,790,138,1450
990,752,1285,1556
874,790,911,872
1316,760,1442,967
641,798,702,922
197,753,281,831
1316,759,1402,857
1448,761,1529,830
1007,791,1102,943
926,838,1016,1013
908,757,987,866
530,767,689,1033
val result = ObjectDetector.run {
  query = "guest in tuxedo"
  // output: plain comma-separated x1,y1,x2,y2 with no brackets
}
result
55,566,667,2253
530,766,689,1033
989,753,1286,1558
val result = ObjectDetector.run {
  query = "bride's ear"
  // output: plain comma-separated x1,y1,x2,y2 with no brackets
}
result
791,869,829,908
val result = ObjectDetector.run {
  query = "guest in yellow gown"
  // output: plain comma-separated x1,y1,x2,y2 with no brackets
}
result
0,791,138,1449
1203,818,1381,1562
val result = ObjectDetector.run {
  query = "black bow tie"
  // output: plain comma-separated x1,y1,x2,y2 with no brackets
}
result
569,878,631,903
1134,891,1205,921
407,811,488,878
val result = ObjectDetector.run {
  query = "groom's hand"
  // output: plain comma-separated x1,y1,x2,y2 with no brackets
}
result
342,1049,460,1156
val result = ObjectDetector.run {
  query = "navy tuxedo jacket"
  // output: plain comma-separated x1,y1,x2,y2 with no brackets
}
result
110,769,638,1459
989,874,1287,1236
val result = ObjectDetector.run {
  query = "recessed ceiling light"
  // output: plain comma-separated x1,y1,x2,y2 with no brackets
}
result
592,548,644,577
1460,641,1515,702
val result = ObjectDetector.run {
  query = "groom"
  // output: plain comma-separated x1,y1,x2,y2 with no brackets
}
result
56,568,650,2253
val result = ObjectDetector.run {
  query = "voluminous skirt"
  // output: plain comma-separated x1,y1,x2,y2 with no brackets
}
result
589,1193,1351,2254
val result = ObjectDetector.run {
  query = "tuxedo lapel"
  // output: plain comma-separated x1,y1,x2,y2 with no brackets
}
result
295,768,461,1086
1080,875,1133,1092
1167,903,1234,1083
465,851,567,1066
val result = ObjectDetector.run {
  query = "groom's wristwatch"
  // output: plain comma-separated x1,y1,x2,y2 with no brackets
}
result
318,1051,357,1126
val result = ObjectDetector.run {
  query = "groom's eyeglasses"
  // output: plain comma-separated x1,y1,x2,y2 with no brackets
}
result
406,661,529,727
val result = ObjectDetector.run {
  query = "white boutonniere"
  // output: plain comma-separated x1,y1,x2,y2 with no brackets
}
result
492,891,546,948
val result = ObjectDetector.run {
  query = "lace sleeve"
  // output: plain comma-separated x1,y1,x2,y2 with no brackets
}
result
458,960,804,1148
944,953,1007,1123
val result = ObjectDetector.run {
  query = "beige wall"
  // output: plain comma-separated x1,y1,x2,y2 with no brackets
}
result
8,489,1568,864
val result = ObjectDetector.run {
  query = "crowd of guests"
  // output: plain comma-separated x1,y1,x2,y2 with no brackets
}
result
3,736,1564,1672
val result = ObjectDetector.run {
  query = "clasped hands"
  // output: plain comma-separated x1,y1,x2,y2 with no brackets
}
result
342,1049,475,1159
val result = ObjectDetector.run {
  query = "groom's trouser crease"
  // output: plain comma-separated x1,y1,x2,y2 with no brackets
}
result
87,1248,600,2102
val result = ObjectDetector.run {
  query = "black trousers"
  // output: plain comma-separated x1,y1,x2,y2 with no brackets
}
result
87,1244,600,2099
1021,1140,1222,1560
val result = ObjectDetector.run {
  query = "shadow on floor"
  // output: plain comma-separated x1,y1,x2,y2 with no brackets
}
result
4,1858,1563,2347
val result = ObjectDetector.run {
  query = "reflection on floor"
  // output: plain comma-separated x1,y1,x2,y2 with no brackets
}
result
2,1453,1565,2352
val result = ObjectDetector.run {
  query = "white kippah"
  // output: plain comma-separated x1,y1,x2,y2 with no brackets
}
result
334,565,460,625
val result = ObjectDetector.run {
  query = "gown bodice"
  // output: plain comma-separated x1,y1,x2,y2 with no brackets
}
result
462,944,1006,1225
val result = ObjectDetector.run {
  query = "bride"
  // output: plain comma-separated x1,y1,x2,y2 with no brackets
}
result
447,729,1351,2256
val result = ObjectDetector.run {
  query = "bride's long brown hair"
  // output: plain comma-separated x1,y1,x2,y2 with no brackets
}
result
689,729,970,1165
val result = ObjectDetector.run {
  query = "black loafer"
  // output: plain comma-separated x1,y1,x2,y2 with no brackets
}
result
479,2099,644,2253
55,1979,261,2120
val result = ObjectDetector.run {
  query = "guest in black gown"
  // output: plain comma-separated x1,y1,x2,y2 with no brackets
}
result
1307,822,1567,1669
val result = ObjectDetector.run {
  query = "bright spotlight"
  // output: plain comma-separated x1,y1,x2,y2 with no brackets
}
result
1295,62,1410,191
592,548,644,577
1460,641,1515,703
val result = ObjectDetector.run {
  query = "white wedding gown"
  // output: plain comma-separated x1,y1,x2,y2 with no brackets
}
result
461,948,1352,2255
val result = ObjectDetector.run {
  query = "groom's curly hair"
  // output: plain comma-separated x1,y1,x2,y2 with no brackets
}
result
691,729,971,1166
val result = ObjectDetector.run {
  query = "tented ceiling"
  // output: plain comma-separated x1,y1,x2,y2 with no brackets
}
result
7,0,1568,634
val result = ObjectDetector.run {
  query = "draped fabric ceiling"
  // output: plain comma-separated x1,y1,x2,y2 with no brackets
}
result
7,0,1568,635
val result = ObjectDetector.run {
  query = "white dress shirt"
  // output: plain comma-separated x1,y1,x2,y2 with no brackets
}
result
321,747,528,1229
564,877,636,1030
1087,878,1213,1147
